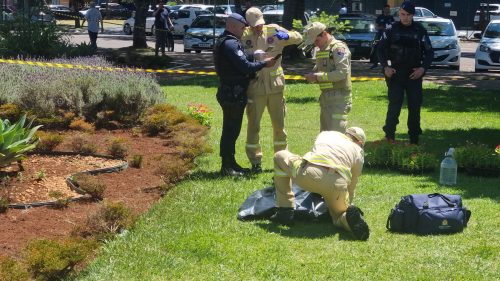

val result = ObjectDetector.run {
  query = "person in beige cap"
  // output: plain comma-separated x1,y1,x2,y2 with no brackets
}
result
303,22,352,133
271,127,369,241
241,7,303,173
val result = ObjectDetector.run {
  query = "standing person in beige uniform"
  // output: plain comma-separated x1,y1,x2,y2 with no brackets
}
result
303,22,352,133
271,127,369,241
242,7,303,173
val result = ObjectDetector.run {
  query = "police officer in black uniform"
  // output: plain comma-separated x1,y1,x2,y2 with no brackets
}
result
214,13,276,176
377,1,434,145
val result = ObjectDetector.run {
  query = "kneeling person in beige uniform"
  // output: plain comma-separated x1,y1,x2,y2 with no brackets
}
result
304,22,353,133
272,127,369,241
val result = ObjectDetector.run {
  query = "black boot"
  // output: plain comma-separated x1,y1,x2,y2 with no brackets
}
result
251,163,262,174
231,158,249,173
270,207,294,226
409,135,419,145
221,157,244,177
346,205,370,241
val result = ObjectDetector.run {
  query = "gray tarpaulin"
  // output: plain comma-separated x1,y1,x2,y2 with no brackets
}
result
237,184,331,221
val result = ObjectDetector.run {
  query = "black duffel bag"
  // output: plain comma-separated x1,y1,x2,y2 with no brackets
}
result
386,193,471,235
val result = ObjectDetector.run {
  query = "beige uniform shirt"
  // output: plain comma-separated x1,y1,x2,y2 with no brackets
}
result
313,37,352,91
303,131,363,203
241,24,303,95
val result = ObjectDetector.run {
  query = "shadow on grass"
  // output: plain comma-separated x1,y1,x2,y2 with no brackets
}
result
369,85,499,113
363,168,500,202
418,128,500,155
253,221,356,241
286,96,317,104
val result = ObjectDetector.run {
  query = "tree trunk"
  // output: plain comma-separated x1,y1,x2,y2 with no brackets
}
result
282,0,305,59
133,0,148,48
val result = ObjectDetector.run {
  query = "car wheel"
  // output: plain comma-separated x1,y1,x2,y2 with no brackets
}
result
184,49,191,53
123,23,132,35
450,65,459,70
195,50,201,54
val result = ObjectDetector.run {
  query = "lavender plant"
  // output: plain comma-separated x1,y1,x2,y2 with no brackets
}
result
0,57,165,127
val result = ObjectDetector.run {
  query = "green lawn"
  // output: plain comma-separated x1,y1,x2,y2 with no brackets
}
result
77,77,499,280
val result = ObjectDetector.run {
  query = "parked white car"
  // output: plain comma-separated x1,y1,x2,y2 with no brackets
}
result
475,19,500,72
171,8,211,36
122,10,155,35
391,6,438,21
183,14,227,53
416,18,461,70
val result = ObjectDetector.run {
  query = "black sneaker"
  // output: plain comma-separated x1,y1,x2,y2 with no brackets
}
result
232,161,250,173
270,207,294,226
346,205,370,241
220,167,244,177
251,163,262,174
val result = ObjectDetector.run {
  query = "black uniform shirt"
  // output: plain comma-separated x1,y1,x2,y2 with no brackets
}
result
214,31,267,85
378,21,434,70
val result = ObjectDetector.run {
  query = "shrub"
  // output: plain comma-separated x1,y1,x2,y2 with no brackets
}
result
0,256,29,281
48,190,70,209
35,131,64,152
364,140,438,173
141,104,187,135
0,103,22,122
0,197,9,213
69,118,95,132
34,170,46,182
70,135,97,154
130,155,143,168
0,115,42,167
455,142,500,174
0,57,165,127
187,103,213,127
107,137,129,158
155,158,192,187
72,173,106,200
24,238,97,281
75,201,135,241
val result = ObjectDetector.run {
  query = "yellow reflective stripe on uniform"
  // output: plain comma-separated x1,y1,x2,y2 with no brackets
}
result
317,72,329,82
307,155,352,181
319,83,334,90
274,167,288,177
270,67,283,76
245,143,260,149
290,159,302,178
273,141,287,146
316,51,329,58
332,114,348,120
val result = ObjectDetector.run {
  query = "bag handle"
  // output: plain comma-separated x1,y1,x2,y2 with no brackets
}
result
428,193,455,207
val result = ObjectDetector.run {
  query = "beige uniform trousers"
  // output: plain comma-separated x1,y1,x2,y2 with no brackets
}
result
273,150,351,231
246,93,287,165
319,88,352,133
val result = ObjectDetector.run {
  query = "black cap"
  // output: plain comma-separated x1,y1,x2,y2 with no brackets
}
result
400,1,415,14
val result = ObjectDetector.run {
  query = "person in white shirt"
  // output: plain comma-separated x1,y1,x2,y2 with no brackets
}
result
85,3,102,51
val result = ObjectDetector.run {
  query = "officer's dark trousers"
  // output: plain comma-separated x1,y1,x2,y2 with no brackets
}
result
383,70,423,144
218,101,245,165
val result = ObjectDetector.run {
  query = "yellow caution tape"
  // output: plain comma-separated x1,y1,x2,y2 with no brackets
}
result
1,58,498,82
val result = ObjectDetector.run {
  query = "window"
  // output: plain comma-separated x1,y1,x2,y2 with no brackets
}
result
352,2,362,12
421,8,435,17
177,10,190,19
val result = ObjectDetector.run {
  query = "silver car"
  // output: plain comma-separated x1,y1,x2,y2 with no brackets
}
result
183,14,227,53
475,19,500,72
416,18,461,70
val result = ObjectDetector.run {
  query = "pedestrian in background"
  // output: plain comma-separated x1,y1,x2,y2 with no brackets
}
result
303,22,353,133
213,13,276,177
272,127,369,241
370,4,395,69
154,2,173,56
377,1,434,145
242,7,303,173
85,2,102,52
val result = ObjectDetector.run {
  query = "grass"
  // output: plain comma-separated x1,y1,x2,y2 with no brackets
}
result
76,77,500,280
